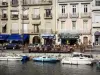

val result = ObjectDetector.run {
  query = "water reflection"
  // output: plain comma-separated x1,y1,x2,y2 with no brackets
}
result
0,61,100,75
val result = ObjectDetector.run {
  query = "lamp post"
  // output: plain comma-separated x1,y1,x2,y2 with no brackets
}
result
22,0,24,53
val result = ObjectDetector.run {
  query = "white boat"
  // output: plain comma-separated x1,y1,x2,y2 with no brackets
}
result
0,54,22,61
61,52,94,65
33,56,60,63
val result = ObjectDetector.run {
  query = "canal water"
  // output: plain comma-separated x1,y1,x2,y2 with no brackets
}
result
0,61,100,75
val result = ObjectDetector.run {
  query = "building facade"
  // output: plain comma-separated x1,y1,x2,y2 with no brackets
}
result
56,0,92,45
1,0,99,46
92,0,100,45
0,0,56,45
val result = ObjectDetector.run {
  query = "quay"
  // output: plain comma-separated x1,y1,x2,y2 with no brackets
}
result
1,49,100,60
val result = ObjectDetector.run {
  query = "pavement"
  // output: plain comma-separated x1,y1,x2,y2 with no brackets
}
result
0,46,100,54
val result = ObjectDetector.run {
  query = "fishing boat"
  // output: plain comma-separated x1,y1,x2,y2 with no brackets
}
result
0,54,22,61
61,52,94,65
33,56,60,63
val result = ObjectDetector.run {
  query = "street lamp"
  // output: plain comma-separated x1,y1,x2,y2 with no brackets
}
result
22,0,24,53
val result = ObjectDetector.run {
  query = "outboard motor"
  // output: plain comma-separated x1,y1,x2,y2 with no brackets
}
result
21,56,29,63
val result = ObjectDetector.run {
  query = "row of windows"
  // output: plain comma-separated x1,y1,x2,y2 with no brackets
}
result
1,22,52,33
1,0,100,7
61,4,88,14
1,20,88,33
96,0,100,6
61,20,88,30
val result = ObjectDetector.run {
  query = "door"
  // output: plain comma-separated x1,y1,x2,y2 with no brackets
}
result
83,37,88,45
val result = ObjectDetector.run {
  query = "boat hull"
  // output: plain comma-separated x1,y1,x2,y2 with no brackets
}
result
33,57,60,63
0,57,22,61
61,58,93,65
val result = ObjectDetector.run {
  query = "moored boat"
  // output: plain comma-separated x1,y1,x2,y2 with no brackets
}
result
33,56,60,63
0,54,22,61
61,52,94,65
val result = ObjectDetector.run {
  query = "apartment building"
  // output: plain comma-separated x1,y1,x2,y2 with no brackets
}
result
56,0,92,45
0,0,56,45
92,0,100,45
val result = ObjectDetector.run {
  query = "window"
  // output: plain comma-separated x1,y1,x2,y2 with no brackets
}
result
45,22,51,29
72,5,76,14
45,9,51,17
2,23,7,33
34,25,39,33
23,0,30,4
12,0,18,5
23,24,28,33
34,8,39,16
2,9,7,18
61,21,65,29
12,23,18,32
61,6,65,14
84,5,88,13
72,21,76,29
2,0,7,5
2,0,7,2
11,10,18,18
83,20,88,29
34,0,39,4
96,0,100,6
23,9,28,15
94,15,100,23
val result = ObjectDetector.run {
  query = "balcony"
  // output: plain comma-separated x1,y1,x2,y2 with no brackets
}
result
21,15,29,20
1,14,8,20
0,2,8,7
80,30,91,35
41,0,52,5
28,29,40,34
10,2,19,7
11,15,19,20
32,14,40,20
92,5,100,11
59,14,68,19
69,13,79,18
81,13,91,18
10,29,19,34
44,13,52,19
27,29,53,34
40,29,53,34
22,0,52,6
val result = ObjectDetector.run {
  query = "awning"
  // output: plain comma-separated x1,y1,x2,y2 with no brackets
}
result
0,34,9,40
23,34,29,40
7,34,29,41
59,33,79,39
94,31,100,35
7,34,22,41
41,34,55,39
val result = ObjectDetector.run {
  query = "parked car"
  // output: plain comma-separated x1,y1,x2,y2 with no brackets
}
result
4,43,21,49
